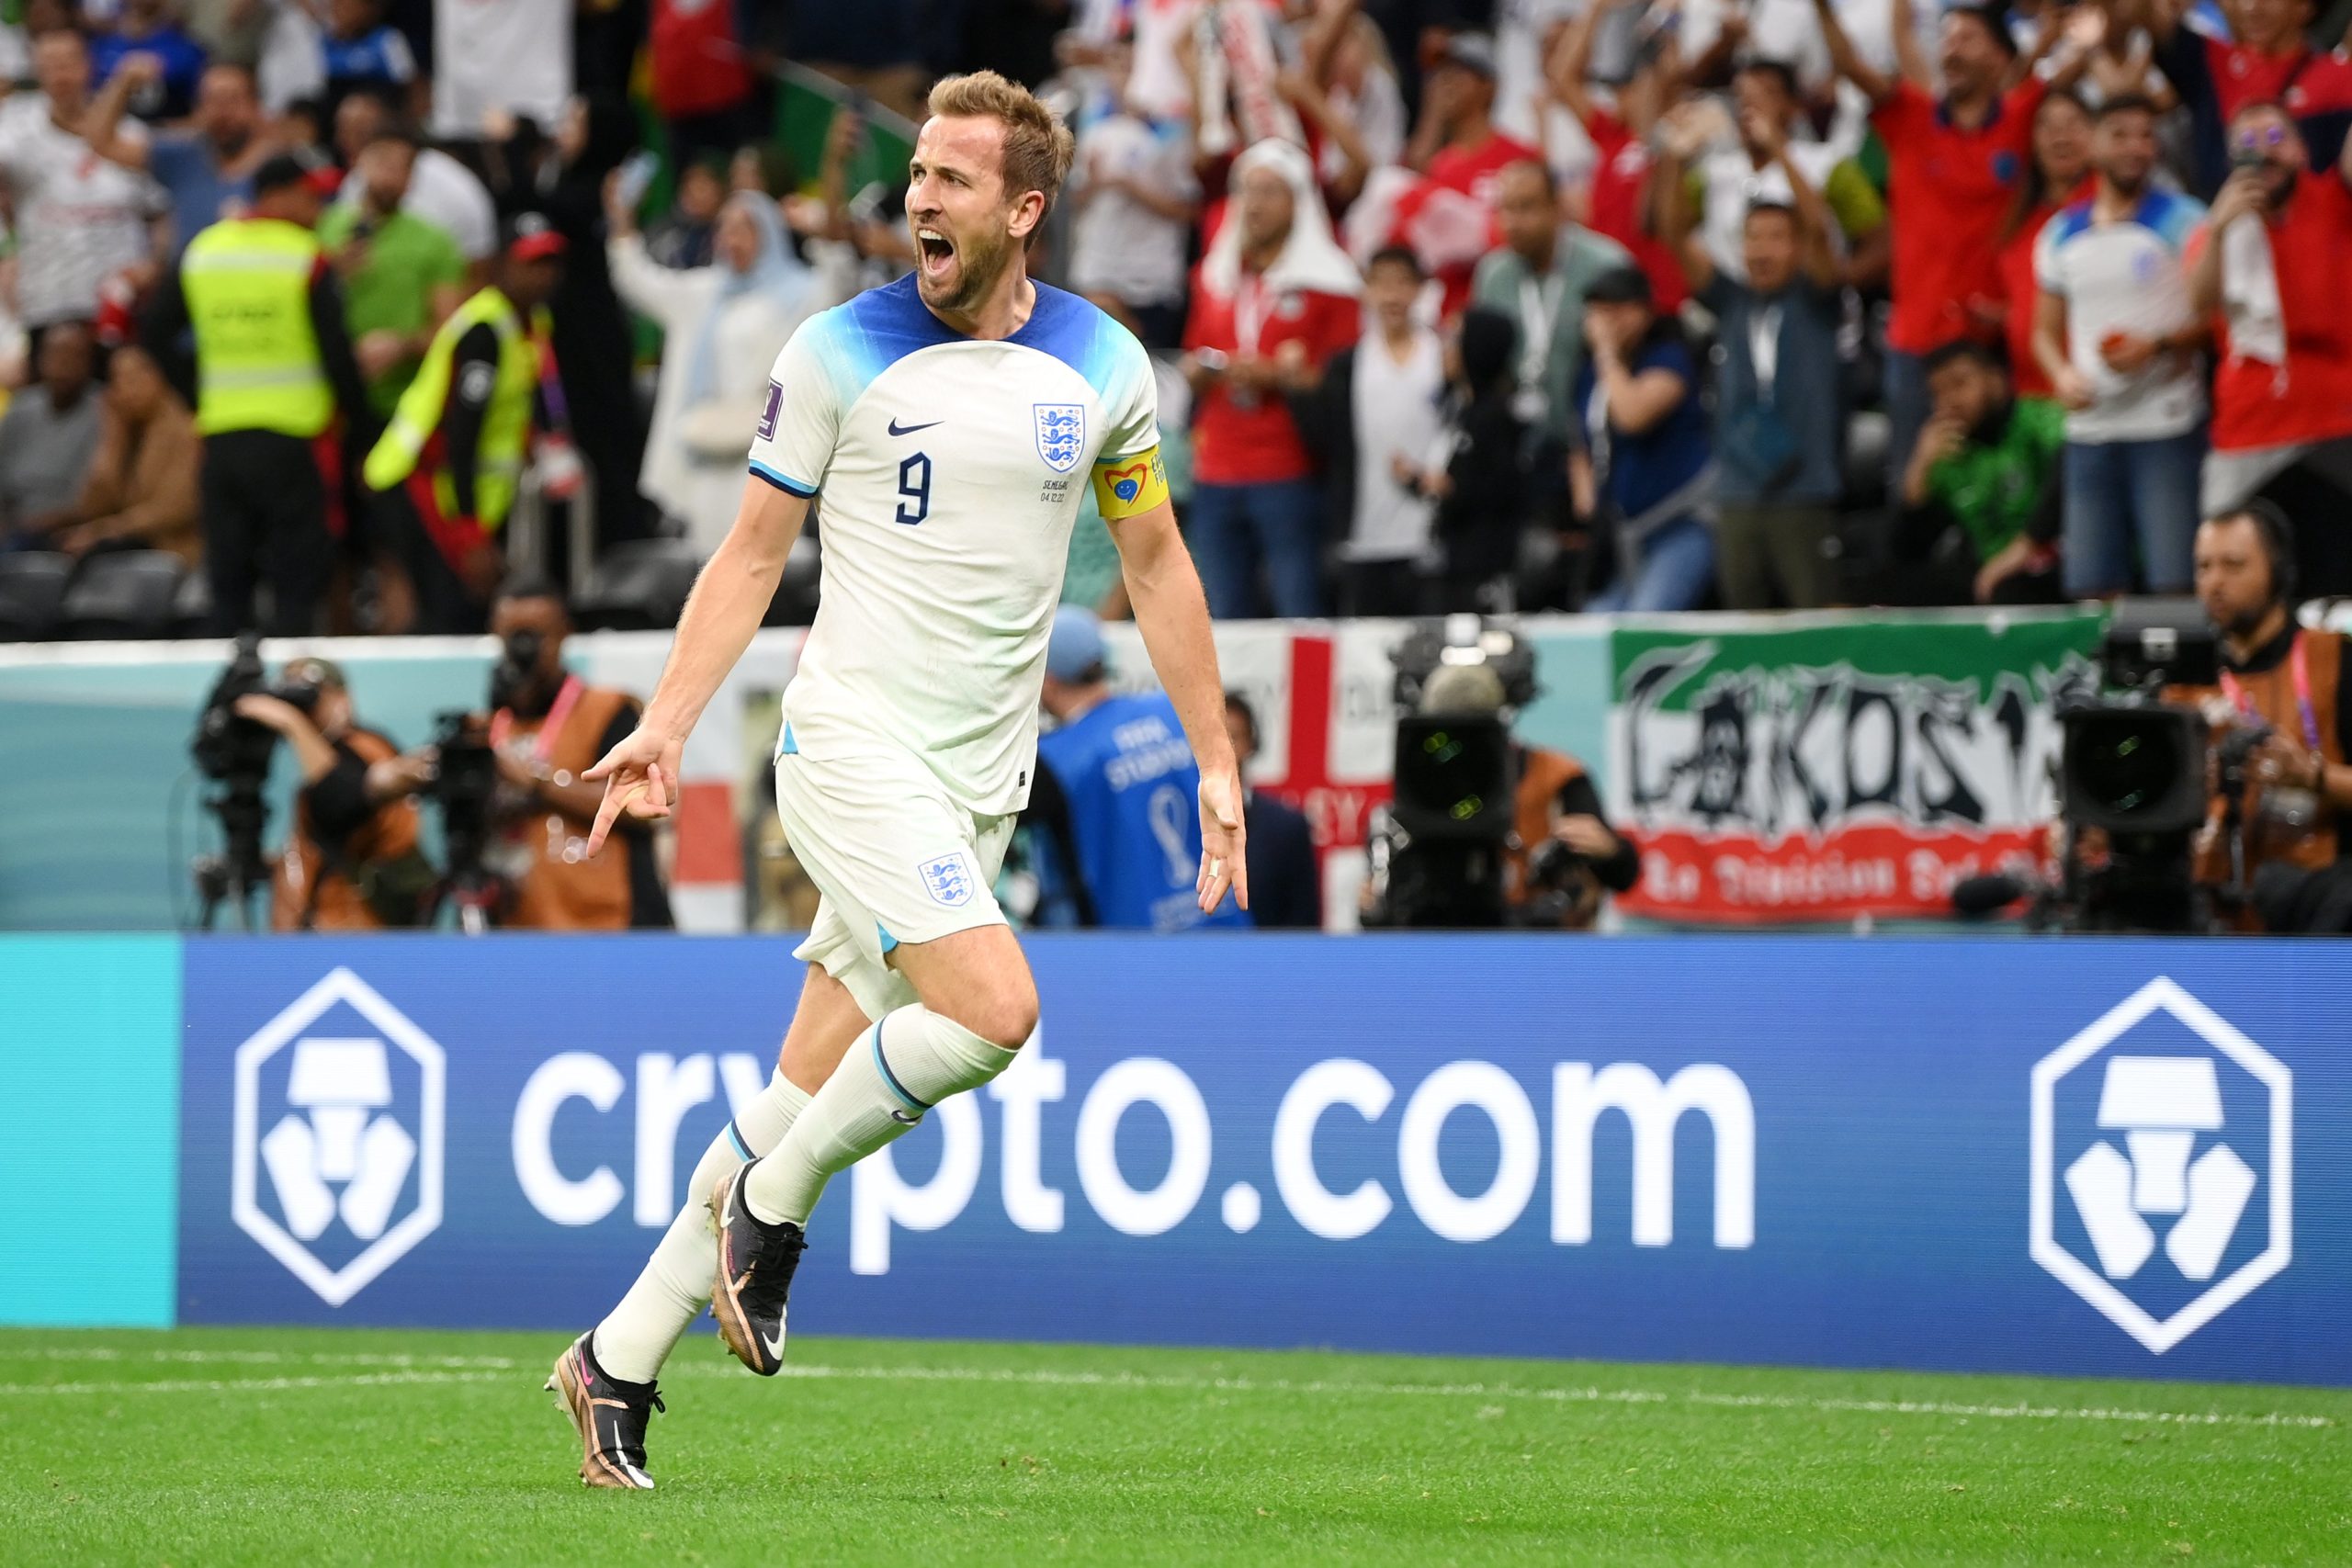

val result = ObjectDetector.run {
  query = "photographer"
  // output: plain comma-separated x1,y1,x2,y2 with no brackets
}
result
232,658,433,931
471,576,673,930
2168,505,2352,901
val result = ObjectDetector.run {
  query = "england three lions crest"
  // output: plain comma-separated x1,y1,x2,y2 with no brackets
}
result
1035,403,1086,474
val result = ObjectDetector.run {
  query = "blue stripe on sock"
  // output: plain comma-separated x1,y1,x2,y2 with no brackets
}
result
871,1023,930,1112
726,1118,752,1160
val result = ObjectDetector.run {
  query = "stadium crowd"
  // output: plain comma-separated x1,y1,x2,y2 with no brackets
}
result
0,0,2349,637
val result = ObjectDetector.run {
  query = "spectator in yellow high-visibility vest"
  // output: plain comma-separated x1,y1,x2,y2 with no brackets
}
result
361,213,567,633
145,153,373,635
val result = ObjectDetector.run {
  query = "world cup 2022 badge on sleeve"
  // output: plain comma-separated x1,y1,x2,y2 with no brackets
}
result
2030,977,2291,1354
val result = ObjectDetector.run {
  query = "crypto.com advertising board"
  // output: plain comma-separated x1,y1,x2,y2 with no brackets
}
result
157,934,2349,1386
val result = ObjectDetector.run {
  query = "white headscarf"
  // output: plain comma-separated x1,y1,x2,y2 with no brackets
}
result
1201,140,1363,302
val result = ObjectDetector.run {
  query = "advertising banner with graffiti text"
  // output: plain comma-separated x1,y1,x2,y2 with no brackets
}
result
1606,612,2107,922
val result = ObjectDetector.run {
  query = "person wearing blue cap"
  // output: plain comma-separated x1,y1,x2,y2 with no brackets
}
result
1025,606,1255,931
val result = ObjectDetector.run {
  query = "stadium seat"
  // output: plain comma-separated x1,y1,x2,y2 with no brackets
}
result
57,550,186,640
0,551,73,640
574,538,703,632
171,568,213,638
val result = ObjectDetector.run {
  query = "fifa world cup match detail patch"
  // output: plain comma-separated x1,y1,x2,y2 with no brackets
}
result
1092,446,1170,520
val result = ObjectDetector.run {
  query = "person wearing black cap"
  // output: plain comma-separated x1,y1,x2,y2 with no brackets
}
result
362,212,569,632
148,151,373,635
1571,264,1717,612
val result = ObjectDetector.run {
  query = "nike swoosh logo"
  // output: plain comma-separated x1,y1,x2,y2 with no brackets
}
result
891,1109,923,1125
888,417,943,436
761,1325,785,1362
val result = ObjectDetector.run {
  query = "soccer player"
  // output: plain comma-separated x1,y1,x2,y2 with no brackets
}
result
543,72,1247,1490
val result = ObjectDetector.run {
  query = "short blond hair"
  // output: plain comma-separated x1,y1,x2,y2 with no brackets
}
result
925,71,1078,224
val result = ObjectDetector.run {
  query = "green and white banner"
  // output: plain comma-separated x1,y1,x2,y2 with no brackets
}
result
1605,611,2106,921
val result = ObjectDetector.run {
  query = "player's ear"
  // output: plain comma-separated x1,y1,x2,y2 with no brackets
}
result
1008,187,1046,243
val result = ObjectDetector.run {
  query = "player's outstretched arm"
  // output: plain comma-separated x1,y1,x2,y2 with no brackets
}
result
583,477,811,855
1106,494,1249,914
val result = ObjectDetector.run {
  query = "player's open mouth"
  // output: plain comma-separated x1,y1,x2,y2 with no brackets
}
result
917,228,955,277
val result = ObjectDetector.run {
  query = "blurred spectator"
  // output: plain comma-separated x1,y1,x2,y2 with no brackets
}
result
645,156,728,270
153,153,371,635
1301,2,1406,198
184,0,272,73
1026,607,1252,931
1223,690,1320,929
2190,100,2352,600
1680,61,1889,288
2145,0,2352,196
478,577,673,929
1471,159,1629,461
609,186,851,554
0,321,105,550
1814,0,2058,486
319,0,423,124
1069,103,1199,349
57,342,202,565
1996,88,2093,400
235,656,435,931
1411,304,1531,612
648,0,763,165
431,0,571,143
92,0,210,122
0,31,168,347
317,125,469,413
1396,34,1537,308
1898,339,2064,604
1573,266,1716,612
150,65,276,260
362,215,568,631
1295,243,1445,616
334,91,497,263
1663,121,1848,611
787,0,926,120
1545,0,1689,311
1406,34,1535,196
2031,94,2206,599
1182,139,1361,618
480,100,650,550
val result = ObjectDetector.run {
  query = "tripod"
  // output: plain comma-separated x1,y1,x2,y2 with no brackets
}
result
192,776,272,931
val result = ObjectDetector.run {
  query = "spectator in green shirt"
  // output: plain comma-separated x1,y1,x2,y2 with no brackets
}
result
1899,339,2064,604
316,126,467,414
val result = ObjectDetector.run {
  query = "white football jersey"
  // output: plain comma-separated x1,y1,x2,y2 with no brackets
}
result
749,276,1161,815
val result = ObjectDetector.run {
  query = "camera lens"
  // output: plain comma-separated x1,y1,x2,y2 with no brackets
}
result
2072,712,2185,818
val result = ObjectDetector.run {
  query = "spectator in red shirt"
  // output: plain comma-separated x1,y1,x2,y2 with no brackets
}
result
1182,138,1362,618
1544,0,1687,311
2189,100,2352,598
1814,0,2052,490
1394,33,1539,310
2143,0,2352,195
1996,88,2096,400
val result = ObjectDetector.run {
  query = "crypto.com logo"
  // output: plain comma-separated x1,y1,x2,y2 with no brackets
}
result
2030,977,2290,1352
231,968,445,1305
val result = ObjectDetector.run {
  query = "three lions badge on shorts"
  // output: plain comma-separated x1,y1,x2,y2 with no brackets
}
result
919,852,978,908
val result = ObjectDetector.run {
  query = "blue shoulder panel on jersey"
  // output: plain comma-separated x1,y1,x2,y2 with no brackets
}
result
820,275,1145,408
2044,199,2098,251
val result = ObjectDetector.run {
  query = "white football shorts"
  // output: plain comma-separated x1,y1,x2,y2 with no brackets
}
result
772,726,1015,1021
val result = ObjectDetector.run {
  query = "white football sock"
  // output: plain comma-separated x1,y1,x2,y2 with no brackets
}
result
742,1006,1014,1228
592,1068,811,1383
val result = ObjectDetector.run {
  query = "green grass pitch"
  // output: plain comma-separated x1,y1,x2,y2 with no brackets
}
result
3,1326,2346,1565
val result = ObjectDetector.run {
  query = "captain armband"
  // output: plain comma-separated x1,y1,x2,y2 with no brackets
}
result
1091,446,1170,520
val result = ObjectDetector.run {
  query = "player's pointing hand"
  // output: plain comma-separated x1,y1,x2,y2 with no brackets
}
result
1197,767,1249,913
582,726,684,857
